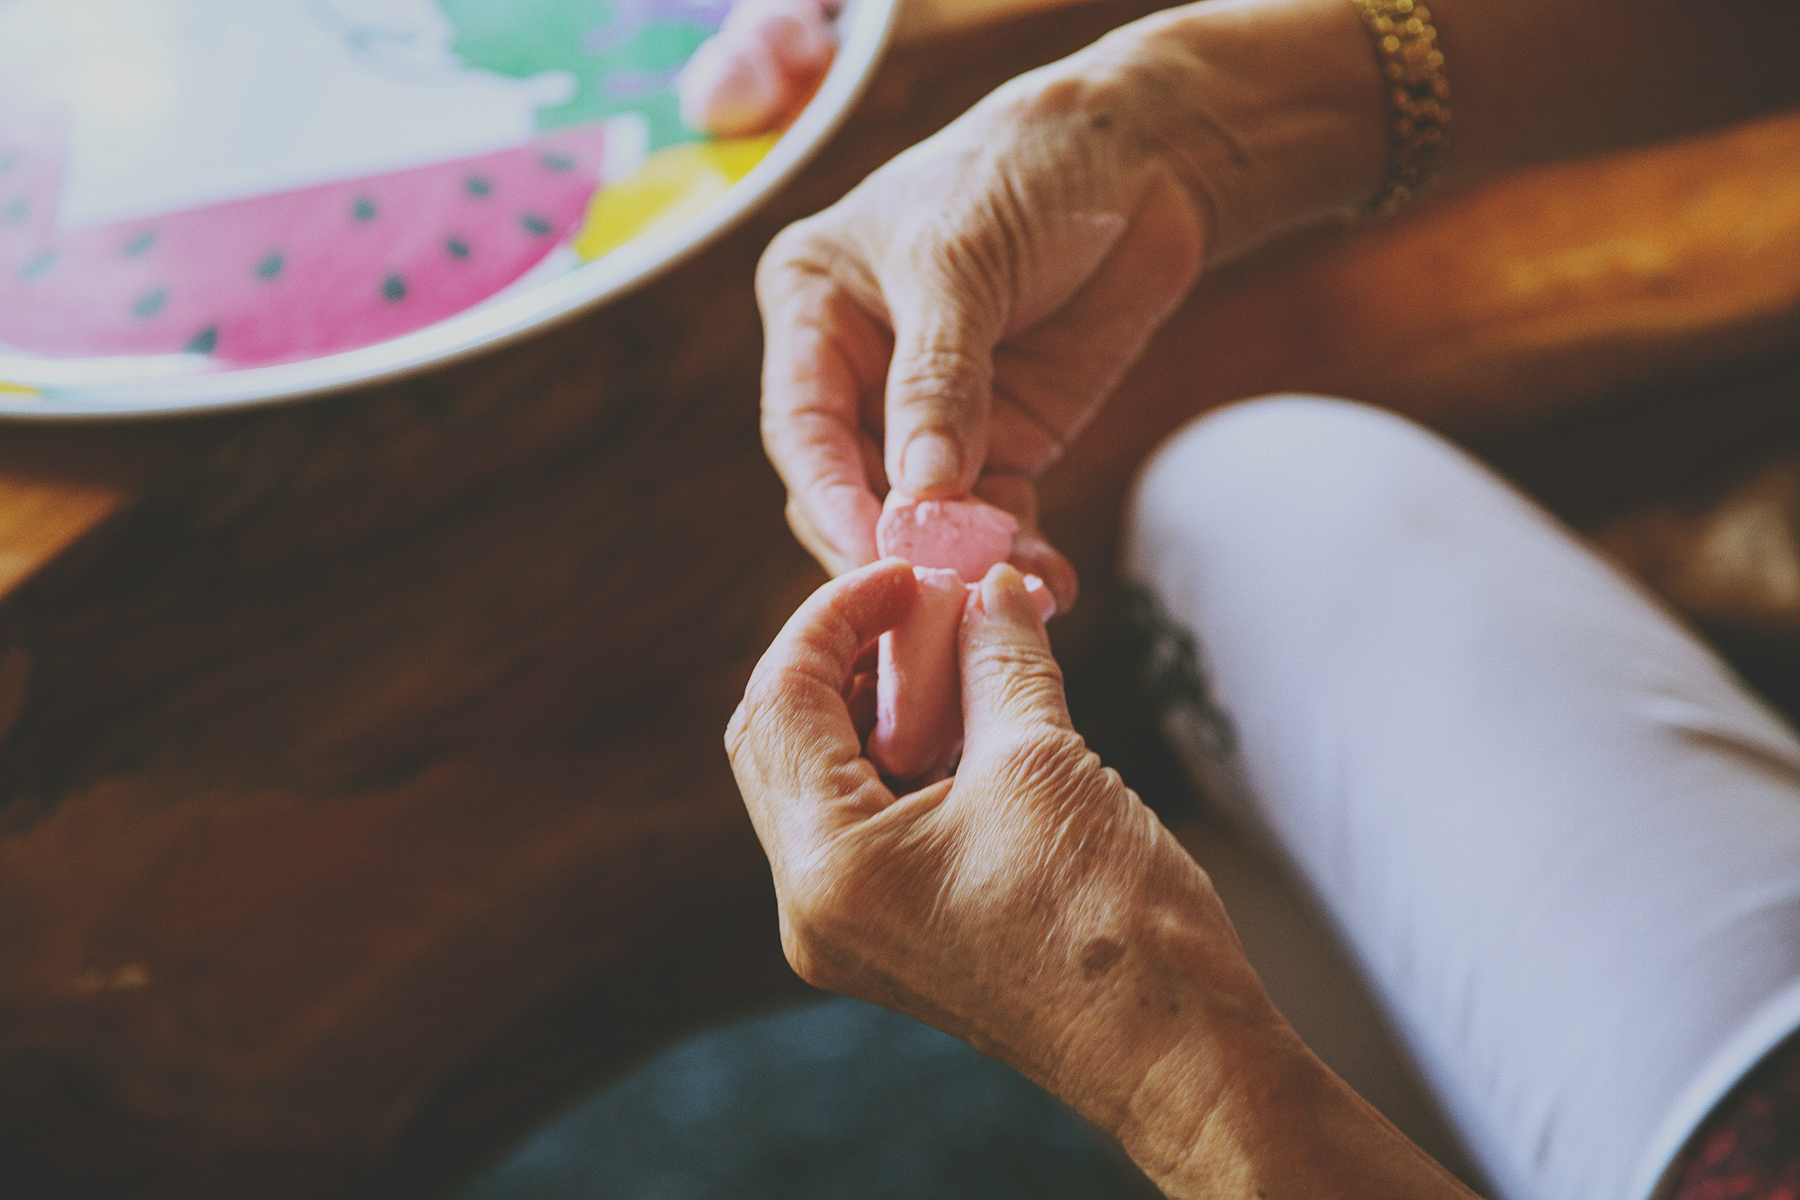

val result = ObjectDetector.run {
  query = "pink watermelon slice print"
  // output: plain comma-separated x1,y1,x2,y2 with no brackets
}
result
0,122,611,367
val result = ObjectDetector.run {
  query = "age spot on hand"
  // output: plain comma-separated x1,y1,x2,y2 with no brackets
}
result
1079,936,1125,979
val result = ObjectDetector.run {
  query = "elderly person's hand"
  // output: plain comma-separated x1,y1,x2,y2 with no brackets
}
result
755,0,1394,612
725,559,1479,1198
755,0,1800,616
727,558,1250,1079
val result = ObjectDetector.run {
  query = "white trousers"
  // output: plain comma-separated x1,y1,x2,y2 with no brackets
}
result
1121,396,1800,1200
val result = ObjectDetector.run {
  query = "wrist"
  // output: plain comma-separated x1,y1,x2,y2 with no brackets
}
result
1100,0,1391,258
999,829,1476,1199
1002,833,1286,1147
1123,1026,1478,1199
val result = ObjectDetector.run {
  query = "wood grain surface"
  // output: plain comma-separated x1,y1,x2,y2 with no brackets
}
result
0,3,1796,1196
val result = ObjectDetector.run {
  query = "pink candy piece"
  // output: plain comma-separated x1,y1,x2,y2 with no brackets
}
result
677,0,838,136
867,567,1055,780
865,492,1052,779
869,567,969,780
875,491,1019,584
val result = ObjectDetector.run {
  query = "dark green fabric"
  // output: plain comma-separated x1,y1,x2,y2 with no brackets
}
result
450,997,1143,1200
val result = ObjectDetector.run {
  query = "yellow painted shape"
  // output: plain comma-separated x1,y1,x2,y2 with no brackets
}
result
574,134,778,262
0,381,38,397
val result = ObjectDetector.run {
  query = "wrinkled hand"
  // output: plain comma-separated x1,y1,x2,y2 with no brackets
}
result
725,559,1257,1107
756,32,1212,614
726,565,1483,1200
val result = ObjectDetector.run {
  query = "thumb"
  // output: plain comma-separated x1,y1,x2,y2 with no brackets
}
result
881,267,1001,500
959,564,1073,748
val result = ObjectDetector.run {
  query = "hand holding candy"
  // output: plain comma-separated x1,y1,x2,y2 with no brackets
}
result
868,491,1054,779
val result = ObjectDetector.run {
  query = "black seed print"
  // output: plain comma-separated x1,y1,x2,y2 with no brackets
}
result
132,288,168,319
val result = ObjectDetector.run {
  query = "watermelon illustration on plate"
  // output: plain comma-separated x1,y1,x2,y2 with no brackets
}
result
0,123,618,366
0,0,754,369
0,0,868,411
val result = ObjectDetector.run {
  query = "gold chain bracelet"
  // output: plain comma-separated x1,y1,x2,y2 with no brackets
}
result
1348,0,1450,219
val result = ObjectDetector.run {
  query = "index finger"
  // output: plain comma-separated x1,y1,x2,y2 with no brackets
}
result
758,235,895,575
727,559,918,856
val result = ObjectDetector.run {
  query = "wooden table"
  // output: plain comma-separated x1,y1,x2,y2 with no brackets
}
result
2,4,1797,1196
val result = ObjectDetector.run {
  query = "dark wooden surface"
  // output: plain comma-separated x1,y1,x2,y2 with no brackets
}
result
0,4,1796,1196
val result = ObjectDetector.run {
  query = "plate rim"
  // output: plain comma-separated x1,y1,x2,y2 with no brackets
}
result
0,0,901,422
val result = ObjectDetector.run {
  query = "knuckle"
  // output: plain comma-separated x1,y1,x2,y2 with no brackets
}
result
779,882,852,982
900,218,1012,318
973,638,1064,696
783,924,850,993
734,667,799,746
782,934,828,988
774,836,898,986
758,218,857,305
889,342,991,409
762,213,833,266
988,723,1090,794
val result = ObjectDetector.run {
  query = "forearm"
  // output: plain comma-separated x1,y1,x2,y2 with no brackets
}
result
997,0,1391,261
1014,834,1478,1199
1121,1007,1478,1198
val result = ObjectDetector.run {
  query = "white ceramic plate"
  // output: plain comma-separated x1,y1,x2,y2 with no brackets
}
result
0,0,897,419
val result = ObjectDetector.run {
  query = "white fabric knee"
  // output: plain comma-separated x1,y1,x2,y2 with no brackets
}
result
1121,395,1800,1200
